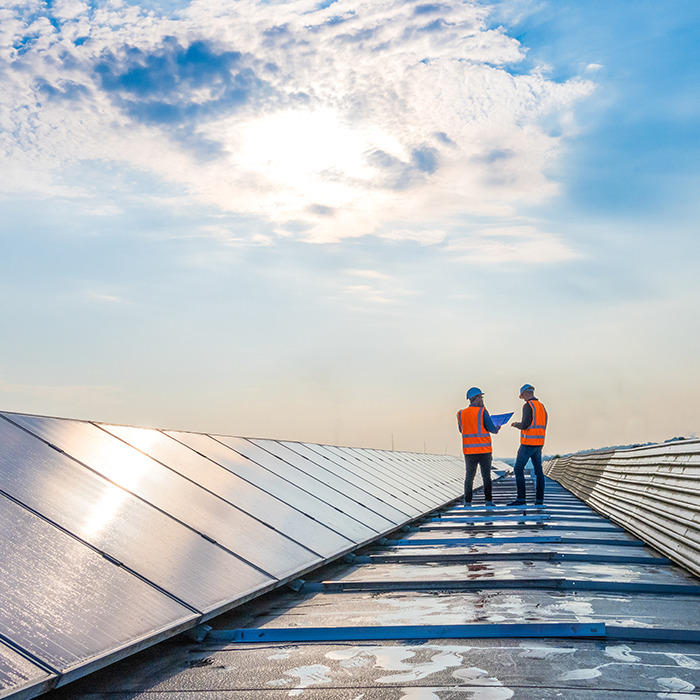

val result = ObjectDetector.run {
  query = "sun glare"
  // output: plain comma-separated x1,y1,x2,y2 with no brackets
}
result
240,109,369,179
82,431,161,538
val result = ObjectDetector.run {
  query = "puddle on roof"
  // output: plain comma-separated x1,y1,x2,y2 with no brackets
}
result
518,642,577,659
326,644,514,699
605,645,641,662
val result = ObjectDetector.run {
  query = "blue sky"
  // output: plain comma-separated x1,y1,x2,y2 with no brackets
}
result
1,0,699,456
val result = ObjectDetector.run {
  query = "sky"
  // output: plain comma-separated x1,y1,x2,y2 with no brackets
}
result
1,0,699,457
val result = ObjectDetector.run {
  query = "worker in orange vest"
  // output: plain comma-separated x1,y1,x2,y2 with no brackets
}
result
509,383,548,506
457,387,501,507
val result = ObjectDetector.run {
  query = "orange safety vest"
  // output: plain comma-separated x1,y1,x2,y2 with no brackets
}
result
458,406,492,454
520,399,547,446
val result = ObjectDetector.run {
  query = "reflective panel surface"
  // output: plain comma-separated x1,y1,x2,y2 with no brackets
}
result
0,412,463,700
3,414,319,580
177,432,392,537
287,441,427,515
103,424,353,558
0,639,54,698
0,418,273,614
370,449,458,503
355,447,462,500
318,444,446,508
0,494,195,672
252,439,408,523
315,444,442,505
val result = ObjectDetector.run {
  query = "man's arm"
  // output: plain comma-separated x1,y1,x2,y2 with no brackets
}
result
512,402,533,430
457,410,463,433
482,410,500,434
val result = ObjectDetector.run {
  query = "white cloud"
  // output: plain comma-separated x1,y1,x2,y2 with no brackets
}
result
346,269,393,280
446,225,580,263
379,228,447,245
0,0,595,247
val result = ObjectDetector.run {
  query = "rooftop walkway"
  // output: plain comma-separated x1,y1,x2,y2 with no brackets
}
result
48,474,700,699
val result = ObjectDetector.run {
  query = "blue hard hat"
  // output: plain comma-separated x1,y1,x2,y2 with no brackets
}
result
519,383,535,396
466,387,483,400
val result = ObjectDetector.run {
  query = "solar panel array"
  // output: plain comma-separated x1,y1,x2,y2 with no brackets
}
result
0,411,464,699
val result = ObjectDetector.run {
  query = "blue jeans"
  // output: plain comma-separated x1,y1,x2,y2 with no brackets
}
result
513,444,544,502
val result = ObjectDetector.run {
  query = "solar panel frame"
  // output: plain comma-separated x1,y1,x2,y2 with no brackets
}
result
0,638,56,700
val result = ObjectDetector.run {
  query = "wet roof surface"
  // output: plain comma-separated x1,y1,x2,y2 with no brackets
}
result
46,475,700,699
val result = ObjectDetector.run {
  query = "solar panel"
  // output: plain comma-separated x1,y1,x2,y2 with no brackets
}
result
0,494,195,680
283,441,428,515
174,432,395,536
353,447,463,497
102,424,354,559
2,414,320,580
334,445,462,505
363,449,460,502
0,417,273,616
316,444,450,508
251,439,410,523
0,639,55,699
0,411,464,700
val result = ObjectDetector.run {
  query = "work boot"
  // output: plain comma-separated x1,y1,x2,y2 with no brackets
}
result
535,500,544,506
507,499,526,506
484,500,495,507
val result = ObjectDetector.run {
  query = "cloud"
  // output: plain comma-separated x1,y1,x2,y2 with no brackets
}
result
345,268,392,279
365,145,440,190
446,225,579,264
378,228,447,244
337,268,413,306
0,0,595,247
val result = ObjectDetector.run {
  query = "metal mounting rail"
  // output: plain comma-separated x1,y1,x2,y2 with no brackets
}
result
207,624,700,644
355,552,673,565
385,535,647,547
302,578,700,595
208,622,605,642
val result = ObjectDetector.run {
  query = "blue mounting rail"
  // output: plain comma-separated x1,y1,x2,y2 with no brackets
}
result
385,536,647,547
355,552,673,565
206,624,700,644
302,578,700,595
207,622,605,643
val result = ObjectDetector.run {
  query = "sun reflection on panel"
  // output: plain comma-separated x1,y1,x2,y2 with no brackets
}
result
82,431,161,538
